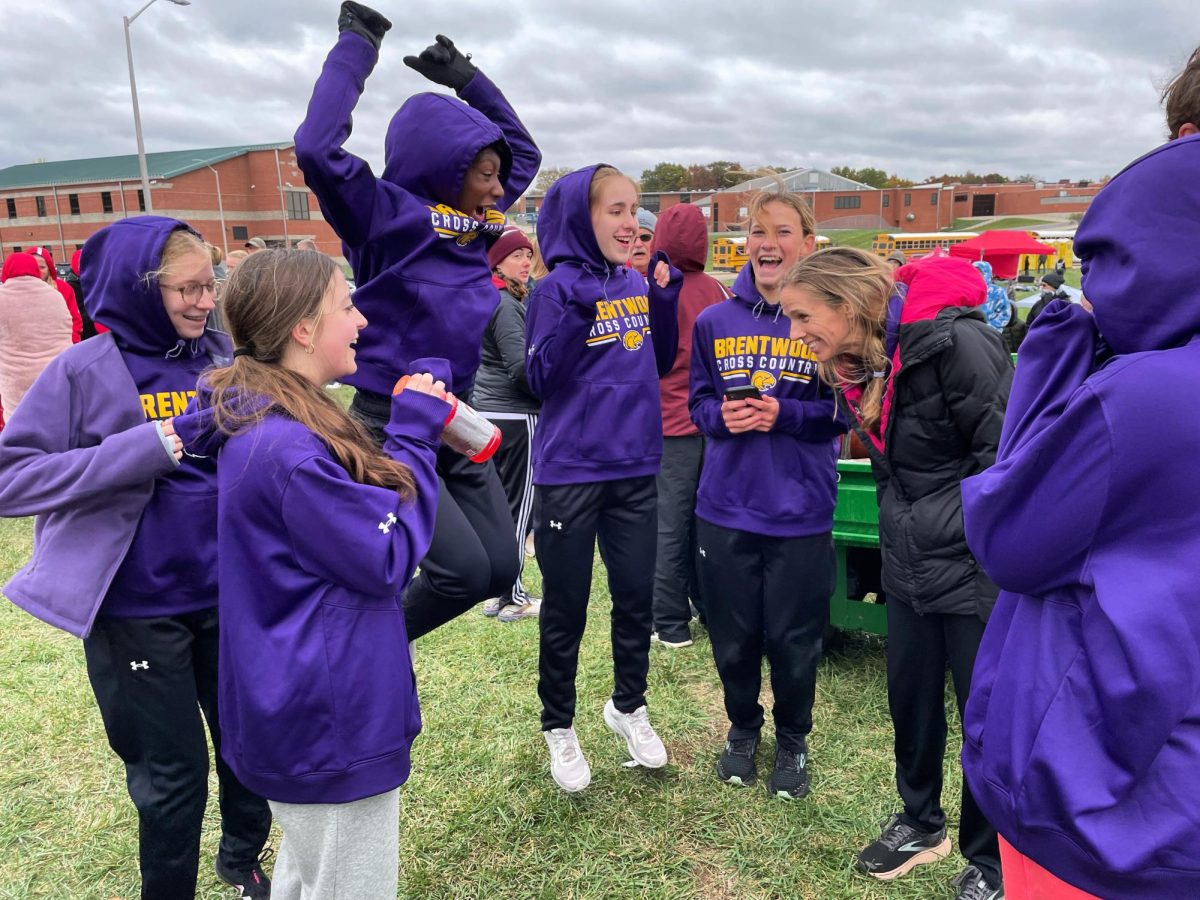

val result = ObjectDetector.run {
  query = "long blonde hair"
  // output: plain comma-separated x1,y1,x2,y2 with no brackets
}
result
204,250,416,498
782,247,894,433
745,190,816,238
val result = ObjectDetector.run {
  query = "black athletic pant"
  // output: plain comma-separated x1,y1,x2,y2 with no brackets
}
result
652,435,704,641
695,519,832,753
351,389,520,639
536,476,657,731
83,609,271,900
483,411,538,605
886,599,1001,887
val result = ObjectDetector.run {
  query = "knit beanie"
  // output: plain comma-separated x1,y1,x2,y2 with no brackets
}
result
1040,271,1065,290
487,226,534,270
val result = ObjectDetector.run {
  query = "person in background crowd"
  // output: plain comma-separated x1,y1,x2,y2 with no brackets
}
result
691,192,845,799
650,203,729,649
473,225,542,623
780,249,1010,900
628,207,656,277
529,234,549,284
209,243,227,280
294,1,540,641
226,249,249,274
972,261,1011,333
296,238,318,253
66,248,106,338
177,249,446,900
244,236,268,253
525,164,681,793
0,253,72,417
886,250,906,270
1026,271,1068,327
1162,44,1200,139
962,133,1200,900
0,217,272,899
28,246,82,343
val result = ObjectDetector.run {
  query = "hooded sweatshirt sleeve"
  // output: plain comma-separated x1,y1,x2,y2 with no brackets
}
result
524,274,595,400
773,383,848,442
647,251,682,377
688,315,731,439
457,72,541,208
280,391,445,599
0,355,177,516
293,32,384,248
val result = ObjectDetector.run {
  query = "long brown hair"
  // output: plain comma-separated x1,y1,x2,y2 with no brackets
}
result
781,247,894,433
205,250,416,498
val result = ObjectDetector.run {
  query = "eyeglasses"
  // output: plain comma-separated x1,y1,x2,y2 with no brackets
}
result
636,234,653,243
162,280,217,302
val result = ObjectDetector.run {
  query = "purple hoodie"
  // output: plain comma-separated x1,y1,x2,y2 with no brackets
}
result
293,32,540,398
525,165,681,485
961,134,1200,898
0,217,228,637
689,265,845,537
176,384,447,804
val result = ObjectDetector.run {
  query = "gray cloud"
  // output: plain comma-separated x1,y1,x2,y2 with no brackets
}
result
5,0,1196,184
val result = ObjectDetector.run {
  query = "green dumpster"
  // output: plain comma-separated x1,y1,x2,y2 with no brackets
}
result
831,459,886,635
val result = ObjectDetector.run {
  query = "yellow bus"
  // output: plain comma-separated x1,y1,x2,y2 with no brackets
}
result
712,235,830,272
871,232,979,257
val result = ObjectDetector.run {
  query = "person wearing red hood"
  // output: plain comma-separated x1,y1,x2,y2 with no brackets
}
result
0,253,72,424
649,203,728,648
780,249,1011,900
28,246,82,343
65,248,107,339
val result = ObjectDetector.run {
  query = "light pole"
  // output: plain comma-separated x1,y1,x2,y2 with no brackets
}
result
123,0,190,214
193,160,228,259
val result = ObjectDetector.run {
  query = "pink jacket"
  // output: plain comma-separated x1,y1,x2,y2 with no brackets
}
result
0,275,72,413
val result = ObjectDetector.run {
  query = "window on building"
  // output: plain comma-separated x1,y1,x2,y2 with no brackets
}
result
833,195,862,210
137,189,146,212
101,191,113,214
35,196,46,217
930,193,938,206
954,193,968,203
640,195,660,213
882,195,890,208
903,193,912,207
232,225,249,241
68,193,80,215
524,197,538,214
679,193,691,204
285,190,310,221
12,245,21,252
5,198,15,219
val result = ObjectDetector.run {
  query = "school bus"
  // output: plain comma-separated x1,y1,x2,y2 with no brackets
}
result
711,235,831,272
870,232,979,257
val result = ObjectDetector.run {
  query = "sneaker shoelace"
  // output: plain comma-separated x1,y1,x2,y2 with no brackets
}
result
951,866,994,900
776,749,806,772
626,707,658,744
549,729,581,764
877,818,921,851
726,738,756,758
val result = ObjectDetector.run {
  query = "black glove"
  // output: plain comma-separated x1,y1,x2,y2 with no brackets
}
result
403,35,477,91
337,1,391,51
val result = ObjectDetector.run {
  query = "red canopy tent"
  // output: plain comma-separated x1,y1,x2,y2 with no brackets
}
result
947,230,1058,279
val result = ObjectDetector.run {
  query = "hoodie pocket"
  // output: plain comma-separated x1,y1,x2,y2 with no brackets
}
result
320,602,421,769
573,380,660,465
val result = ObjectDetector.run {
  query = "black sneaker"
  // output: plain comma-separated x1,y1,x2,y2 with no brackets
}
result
715,735,759,786
766,746,810,799
951,864,1004,900
215,848,273,900
855,814,952,880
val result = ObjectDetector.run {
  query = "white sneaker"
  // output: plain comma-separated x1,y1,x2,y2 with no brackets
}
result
498,599,541,622
603,700,668,769
544,728,591,792
482,597,502,617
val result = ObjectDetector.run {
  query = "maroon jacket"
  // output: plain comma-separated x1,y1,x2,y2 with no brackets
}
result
652,204,728,437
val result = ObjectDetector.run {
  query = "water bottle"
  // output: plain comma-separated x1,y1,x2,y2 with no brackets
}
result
393,377,501,463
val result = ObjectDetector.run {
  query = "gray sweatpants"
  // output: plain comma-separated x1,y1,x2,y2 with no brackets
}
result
268,788,400,899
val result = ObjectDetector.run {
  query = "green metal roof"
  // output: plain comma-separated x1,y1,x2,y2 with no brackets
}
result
0,142,293,190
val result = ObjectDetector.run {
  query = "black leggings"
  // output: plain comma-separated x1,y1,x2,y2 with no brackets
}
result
351,389,519,639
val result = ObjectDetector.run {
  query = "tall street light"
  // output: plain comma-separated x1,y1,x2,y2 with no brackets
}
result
193,159,228,259
123,0,190,214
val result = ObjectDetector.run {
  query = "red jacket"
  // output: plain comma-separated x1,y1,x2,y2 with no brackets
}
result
54,278,82,343
652,204,729,436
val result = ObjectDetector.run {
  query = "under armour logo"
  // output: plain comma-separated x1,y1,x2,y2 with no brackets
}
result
699,547,707,558
527,343,536,355
550,520,563,530
130,660,149,671
378,512,398,534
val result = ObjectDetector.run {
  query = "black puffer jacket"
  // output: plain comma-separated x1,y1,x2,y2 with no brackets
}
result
855,306,1011,619
470,285,540,413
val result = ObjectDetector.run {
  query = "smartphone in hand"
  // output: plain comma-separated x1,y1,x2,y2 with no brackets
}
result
724,384,762,402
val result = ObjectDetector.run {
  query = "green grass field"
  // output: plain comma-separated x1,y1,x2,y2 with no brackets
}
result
1,514,973,899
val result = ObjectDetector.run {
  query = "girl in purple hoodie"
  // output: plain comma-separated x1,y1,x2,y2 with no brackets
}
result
525,165,681,792
177,249,448,898
294,2,540,641
0,217,272,899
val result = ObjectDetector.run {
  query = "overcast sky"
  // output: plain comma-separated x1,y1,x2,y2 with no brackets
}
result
7,1,1195,183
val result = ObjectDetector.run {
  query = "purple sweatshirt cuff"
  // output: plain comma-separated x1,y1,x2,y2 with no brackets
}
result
385,389,450,449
